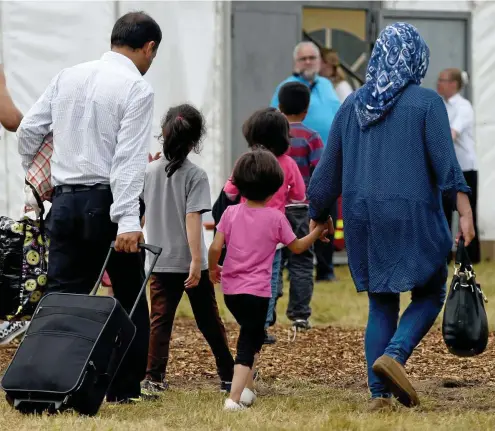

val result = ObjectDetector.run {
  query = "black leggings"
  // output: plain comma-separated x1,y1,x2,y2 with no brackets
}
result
224,294,269,368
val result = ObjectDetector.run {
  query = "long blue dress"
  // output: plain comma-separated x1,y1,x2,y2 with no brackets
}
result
308,84,470,294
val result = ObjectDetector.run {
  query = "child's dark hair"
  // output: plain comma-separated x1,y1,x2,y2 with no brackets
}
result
278,82,310,116
242,107,290,157
160,104,206,177
232,149,284,201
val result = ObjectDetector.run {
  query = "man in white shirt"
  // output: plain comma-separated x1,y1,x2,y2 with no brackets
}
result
437,68,480,262
17,11,161,402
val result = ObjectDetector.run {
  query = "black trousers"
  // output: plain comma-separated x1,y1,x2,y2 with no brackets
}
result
46,186,149,400
224,294,269,368
280,206,314,320
442,170,480,263
147,271,234,382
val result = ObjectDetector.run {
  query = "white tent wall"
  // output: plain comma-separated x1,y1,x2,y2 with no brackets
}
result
0,1,115,218
0,1,228,223
384,0,495,242
118,1,228,199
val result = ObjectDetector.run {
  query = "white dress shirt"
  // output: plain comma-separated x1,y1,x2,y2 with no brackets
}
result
17,51,154,235
334,80,353,103
444,93,477,172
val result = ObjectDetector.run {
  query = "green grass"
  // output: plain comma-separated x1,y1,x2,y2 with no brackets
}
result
3,383,495,431
2,262,495,430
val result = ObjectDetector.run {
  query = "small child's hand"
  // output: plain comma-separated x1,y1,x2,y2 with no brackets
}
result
209,265,222,285
148,152,162,163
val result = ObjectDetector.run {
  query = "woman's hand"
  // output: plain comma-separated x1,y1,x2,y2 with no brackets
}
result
456,192,475,246
457,213,475,246
310,217,334,242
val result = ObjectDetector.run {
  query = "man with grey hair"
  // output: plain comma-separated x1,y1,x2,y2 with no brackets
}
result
271,41,340,142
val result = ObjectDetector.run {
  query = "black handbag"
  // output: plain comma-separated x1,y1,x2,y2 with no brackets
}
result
0,185,48,321
442,237,488,357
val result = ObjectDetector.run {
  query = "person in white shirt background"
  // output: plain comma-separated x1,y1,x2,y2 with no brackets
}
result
16,11,162,403
437,68,480,263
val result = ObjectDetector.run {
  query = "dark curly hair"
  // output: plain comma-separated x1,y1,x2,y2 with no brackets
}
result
159,104,206,177
232,149,284,201
242,107,290,157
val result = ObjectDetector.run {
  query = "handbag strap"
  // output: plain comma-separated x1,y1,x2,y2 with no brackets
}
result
455,237,473,273
24,179,46,240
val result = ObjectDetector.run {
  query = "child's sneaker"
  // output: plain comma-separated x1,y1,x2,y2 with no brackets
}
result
140,378,168,395
292,319,311,331
240,388,257,407
224,398,246,411
0,321,29,346
220,381,232,393
263,330,276,345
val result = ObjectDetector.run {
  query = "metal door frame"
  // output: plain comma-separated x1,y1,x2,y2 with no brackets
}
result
302,1,381,44
378,9,472,101
230,1,302,172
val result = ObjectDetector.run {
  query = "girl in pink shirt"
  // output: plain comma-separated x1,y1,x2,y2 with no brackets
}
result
223,108,306,344
209,150,328,411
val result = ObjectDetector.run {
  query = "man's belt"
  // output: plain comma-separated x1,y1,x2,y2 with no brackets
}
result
54,184,111,195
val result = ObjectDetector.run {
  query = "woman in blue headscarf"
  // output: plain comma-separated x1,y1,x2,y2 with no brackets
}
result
308,23,475,410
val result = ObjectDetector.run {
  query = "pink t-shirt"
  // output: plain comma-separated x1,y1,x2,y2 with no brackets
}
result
224,153,306,213
217,203,297,297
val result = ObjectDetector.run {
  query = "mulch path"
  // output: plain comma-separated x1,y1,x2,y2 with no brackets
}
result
1,319,494,406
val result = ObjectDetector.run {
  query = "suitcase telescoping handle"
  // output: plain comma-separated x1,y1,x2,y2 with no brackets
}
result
90,242,162,319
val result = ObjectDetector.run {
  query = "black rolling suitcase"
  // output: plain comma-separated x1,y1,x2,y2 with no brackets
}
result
1,242,161,416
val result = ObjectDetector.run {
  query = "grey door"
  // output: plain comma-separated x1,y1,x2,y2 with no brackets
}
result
379,11,470,99
231,2,301,168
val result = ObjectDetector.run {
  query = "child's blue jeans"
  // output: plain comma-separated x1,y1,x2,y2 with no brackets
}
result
265,249,282,329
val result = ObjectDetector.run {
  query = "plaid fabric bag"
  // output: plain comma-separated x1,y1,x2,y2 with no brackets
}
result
25,132,53,208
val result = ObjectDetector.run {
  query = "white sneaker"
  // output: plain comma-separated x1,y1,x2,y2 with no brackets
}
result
0,321,29,346
240,388,257,407
224,398,246,411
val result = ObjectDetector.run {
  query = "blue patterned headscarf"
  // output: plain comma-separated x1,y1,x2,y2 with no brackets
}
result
354,22,430,129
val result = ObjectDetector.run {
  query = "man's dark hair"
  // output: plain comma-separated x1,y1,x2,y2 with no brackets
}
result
111,12,162,50
232,150,284,201
278,82,310,116
242,107,290,157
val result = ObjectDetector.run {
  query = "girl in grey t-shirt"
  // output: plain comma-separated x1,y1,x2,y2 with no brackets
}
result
140,104,234,393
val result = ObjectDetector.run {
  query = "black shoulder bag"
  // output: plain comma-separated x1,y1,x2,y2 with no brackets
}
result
442,238,489,357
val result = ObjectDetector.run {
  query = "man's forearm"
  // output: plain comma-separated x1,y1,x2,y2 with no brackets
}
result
18,127,45,173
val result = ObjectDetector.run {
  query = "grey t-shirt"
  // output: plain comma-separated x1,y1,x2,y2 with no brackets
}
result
143,158,211,273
